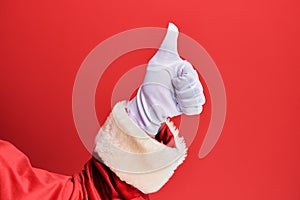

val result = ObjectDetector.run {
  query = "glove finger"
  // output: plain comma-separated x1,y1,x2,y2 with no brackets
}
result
172,73,197,90
178,95,205,108
181,105,203,115
178,61,198,77
175,82,203,99
178,95,204,115
173,61,200,90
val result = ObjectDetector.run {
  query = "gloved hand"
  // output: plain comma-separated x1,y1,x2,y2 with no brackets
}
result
127,22,205,135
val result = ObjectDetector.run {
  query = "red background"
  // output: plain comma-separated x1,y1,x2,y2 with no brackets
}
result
1,0,300,199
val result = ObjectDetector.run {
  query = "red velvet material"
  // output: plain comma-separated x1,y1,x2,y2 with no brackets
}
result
0,123,175,199
155,122,176,148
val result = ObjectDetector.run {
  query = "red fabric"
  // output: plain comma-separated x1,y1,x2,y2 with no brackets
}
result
0,123,175,200
155,122,176,148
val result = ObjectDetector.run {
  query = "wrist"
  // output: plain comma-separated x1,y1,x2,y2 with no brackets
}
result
126,98,162,136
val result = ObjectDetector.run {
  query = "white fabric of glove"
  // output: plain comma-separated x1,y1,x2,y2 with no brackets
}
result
127,22,205,135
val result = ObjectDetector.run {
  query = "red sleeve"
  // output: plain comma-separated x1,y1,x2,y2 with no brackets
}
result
0,140,149,200
0,123,174,199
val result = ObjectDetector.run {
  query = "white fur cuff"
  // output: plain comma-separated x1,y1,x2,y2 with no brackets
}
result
93,101,187,194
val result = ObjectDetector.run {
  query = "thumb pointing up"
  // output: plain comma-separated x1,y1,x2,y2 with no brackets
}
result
159,22,179,54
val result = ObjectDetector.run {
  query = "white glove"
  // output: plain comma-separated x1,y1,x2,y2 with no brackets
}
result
127,23,205,135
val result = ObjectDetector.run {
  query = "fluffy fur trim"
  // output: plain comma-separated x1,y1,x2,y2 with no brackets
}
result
94,101,187,194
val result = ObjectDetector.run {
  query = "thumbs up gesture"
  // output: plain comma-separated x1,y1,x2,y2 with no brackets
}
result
127,23,205,135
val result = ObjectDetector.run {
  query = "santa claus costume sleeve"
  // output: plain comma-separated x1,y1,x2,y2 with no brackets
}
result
0,101,187,200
